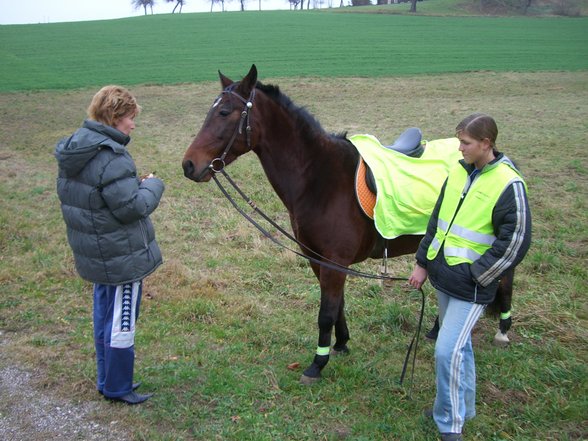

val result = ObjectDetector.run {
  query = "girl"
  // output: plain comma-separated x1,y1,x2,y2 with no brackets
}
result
409,113,531,440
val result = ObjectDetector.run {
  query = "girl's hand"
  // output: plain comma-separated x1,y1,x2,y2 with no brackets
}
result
408,264,428,290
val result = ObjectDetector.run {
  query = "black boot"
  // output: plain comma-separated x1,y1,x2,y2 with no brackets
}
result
99,382,141,396
106,390,153,405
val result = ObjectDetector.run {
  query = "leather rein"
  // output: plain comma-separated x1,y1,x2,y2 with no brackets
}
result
203,84,424,392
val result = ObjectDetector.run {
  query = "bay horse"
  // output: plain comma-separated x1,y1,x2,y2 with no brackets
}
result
182,65,513,384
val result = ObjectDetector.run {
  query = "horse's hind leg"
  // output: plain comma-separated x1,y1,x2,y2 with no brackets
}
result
300,269,347,385
492,268,514,347
332,295,350,355
425,315,440,341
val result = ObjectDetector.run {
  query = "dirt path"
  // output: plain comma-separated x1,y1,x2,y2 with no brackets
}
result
0,331,129,441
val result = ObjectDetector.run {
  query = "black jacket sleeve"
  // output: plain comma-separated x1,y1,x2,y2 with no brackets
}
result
470,180,532,287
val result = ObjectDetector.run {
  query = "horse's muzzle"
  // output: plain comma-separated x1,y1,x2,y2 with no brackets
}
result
182,159,210,182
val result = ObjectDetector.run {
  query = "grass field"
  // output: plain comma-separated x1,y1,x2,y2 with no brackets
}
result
0,11,587,91
1,7,587,441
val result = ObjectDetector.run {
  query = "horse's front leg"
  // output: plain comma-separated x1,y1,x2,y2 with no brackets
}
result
300,268,348,385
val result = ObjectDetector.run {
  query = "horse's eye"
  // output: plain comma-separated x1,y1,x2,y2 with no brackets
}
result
219,108,231,117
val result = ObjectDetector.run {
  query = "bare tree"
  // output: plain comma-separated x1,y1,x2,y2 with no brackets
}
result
211,0,226,11
132,0,156,15
165,0,186,13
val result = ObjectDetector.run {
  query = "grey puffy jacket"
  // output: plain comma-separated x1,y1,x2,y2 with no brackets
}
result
55,119,164,285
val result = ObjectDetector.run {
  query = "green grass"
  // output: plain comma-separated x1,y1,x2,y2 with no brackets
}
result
0,11,587,91
1,5,587,440
1,69,587,440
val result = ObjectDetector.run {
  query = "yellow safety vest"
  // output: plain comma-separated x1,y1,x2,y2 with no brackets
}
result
427,160,525,266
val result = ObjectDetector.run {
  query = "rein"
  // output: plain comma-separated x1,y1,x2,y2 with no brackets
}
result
205,85,424,394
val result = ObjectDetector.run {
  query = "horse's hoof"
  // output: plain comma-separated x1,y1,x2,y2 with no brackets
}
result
331,347,349,356
299,374,321,386
493,330,510,347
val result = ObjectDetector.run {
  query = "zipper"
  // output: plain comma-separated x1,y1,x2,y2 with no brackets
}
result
139,220,149,249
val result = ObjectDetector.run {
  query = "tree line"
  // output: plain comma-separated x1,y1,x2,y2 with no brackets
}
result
132,0,355,13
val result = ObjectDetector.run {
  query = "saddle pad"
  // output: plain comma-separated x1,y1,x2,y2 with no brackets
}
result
350,134,462,239
355,156,376,219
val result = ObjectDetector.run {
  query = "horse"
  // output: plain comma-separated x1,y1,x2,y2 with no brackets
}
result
182,64,513,384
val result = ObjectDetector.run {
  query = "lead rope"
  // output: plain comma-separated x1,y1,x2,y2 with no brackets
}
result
211,169,424,395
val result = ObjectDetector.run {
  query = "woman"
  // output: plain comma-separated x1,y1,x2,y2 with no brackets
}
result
55,86,164,405
408,113,531,440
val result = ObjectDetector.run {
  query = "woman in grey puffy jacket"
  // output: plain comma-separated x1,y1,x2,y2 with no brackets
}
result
55,85,164,405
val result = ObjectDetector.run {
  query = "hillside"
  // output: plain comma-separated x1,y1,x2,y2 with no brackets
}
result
0,9,586,92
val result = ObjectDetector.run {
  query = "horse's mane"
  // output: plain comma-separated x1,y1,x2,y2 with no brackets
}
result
256,81,348,142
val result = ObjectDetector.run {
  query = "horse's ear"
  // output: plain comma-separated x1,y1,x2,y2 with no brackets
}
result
219,70,233,89
239,64,258,96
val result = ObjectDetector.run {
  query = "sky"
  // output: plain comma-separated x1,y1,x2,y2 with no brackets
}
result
0,0,294,25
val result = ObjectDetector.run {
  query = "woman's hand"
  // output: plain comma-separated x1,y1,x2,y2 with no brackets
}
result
408,264,428,290
140,172,156,182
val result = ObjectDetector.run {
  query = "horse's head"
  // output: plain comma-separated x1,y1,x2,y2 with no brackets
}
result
182,64,258,182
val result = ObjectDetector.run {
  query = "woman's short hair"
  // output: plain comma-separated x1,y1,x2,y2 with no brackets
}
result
456,113,498,148
87,85,141,127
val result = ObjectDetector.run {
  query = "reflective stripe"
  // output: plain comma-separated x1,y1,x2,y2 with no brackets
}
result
449,223,496,246
438,218,449,232
444,247,482,262
316,346,330,356
430,237,441,252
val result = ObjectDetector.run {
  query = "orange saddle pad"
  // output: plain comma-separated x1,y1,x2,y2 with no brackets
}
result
355,157,376,219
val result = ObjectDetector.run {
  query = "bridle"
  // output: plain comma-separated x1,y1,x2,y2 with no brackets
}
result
197,82,424,394
196,84,256,181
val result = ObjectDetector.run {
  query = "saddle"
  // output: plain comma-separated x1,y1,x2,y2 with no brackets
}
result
356,128,423,219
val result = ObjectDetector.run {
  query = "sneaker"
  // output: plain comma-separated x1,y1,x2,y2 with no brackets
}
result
440,433,462,441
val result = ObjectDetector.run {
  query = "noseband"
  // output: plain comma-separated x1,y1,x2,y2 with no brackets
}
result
198,85,256,180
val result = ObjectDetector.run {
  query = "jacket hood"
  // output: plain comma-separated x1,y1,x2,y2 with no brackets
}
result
55,120,130,177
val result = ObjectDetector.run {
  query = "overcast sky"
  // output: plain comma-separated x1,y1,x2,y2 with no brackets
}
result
0,0,294,25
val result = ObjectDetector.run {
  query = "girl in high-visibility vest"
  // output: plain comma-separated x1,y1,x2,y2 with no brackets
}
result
408,114,532,441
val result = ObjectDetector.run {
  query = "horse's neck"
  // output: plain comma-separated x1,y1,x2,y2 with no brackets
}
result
254,140,315,209
251,94,357,212
254,131,343,212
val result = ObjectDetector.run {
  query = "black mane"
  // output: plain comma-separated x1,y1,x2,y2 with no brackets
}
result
256,81,348,142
